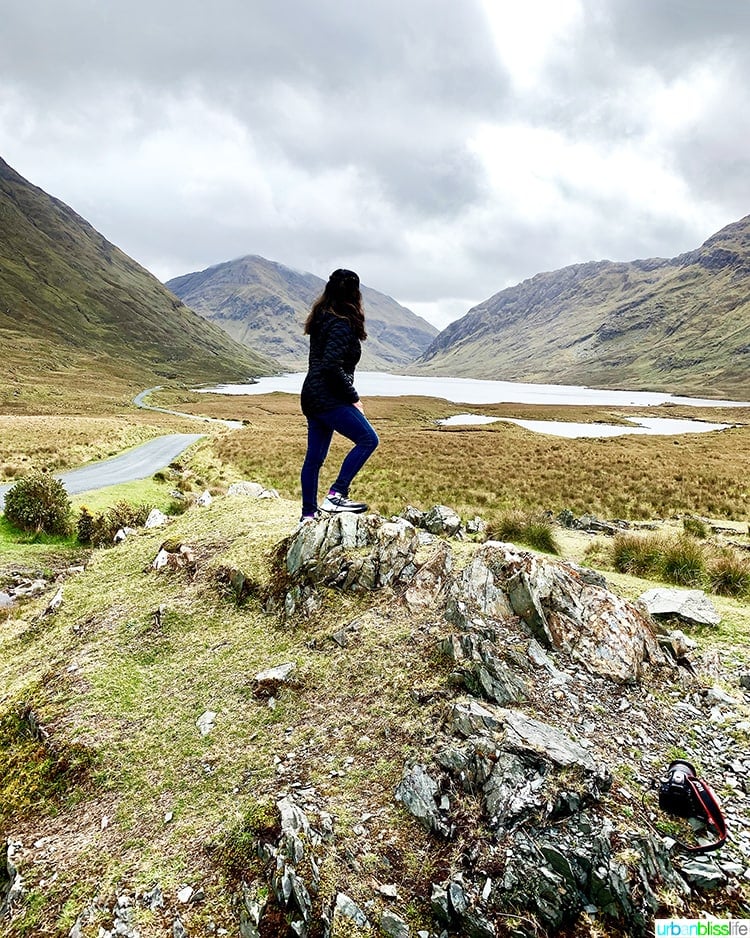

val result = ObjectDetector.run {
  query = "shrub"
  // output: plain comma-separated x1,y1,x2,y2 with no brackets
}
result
3,470,72,535
682,516,708,539
611,533,662,577
487,509,559,554
707,549,750,597
77,507,95,545
79,501,153,547
659,536,706,587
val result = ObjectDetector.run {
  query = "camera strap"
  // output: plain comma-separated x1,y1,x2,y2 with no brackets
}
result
682,774,727,854
643,770,728,854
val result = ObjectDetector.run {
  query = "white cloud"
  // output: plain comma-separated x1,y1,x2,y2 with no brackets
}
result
1,0,749,330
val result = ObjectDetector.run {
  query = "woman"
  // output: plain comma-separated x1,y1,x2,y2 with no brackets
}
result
299,268,379,520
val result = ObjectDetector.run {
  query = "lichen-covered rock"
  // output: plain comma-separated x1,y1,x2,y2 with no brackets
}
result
423,505,462,536
462,542,663,683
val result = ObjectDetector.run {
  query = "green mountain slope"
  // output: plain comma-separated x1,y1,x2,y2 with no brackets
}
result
0,157,277,408
416,217,750,398
166,255,438,370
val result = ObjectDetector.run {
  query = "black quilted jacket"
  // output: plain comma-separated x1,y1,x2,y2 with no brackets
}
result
300,310,362,416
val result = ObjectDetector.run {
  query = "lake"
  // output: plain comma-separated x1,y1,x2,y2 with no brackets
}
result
202,371,750,409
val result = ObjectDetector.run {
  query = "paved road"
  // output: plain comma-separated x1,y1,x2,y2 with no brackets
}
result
0,433,204,510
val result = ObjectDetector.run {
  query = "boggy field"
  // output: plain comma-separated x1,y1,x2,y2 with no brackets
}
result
149,388,750,524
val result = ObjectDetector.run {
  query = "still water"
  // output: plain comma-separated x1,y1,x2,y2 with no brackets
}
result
202,372,749,409
199,372,747,438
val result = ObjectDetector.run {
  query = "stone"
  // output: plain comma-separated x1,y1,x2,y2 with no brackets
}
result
404,541,453,610
423,505,461,536
740,673,750,690
173,918,188,938
401,505,424,527
196,490,213,507
145,509,169,528
678,855,728,889
464,543,662,683
43,587,63,616
395,764,451,838
334,893,368,927
381,909,410,938
448,700,503,737
177,885,194,904
196,711,216,736
639,587,721,626
227,481,266,497
255,662,296,695
0,591,13,609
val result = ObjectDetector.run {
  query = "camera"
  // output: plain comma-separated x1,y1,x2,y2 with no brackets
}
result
658,759,699,818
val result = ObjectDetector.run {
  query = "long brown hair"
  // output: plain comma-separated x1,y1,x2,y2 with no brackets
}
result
304,268,367,340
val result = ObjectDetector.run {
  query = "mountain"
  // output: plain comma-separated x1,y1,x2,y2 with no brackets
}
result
416,217,750,398
0,157,277,407
166,255,438,370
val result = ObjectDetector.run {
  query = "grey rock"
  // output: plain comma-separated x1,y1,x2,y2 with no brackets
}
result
404,541,453,610
1,841,23,921
500,709,600,773
466,543,662,683
401,505,425,526
334,892,368,927
395,764,451,838
449,700,503,737
227,481,266,497
255,662,296,690
429,884,450,924
0,590,14,609
639,587,721,626
739,672,750,690
381,909,410,938
145,508,169,528
677,855,728,890
173,918,187,938
423,505,461,536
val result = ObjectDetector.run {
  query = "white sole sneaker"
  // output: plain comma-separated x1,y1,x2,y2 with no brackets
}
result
320,493,368,513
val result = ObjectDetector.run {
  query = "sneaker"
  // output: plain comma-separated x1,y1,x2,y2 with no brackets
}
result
320,492,368,514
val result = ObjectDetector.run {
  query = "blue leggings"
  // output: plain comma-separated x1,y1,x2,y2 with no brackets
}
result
301,405,379,516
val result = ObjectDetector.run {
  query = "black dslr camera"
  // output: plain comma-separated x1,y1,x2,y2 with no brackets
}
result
658,760,699,818
656,759,727,853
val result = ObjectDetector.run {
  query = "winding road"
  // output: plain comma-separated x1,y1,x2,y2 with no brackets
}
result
0,433,204,511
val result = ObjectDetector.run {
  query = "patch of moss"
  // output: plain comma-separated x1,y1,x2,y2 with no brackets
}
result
209,799,280,882
0,700,97,825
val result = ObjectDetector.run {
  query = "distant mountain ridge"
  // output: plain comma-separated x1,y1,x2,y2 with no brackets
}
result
416,217,750,397
167,256,438,370
0,156,276,407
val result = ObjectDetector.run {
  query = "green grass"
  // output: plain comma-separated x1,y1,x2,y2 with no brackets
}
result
609,531,750,598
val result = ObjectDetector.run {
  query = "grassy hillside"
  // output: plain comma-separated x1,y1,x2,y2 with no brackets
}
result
166,255,437,371
416,217,750,399
1,479,748,937
0,157,278,413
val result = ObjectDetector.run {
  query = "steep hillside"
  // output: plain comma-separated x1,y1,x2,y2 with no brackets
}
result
167,255,437,370
416,217,750,398
0,157,277,410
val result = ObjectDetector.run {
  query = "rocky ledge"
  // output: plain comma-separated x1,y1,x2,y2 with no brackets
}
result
244,510,749,937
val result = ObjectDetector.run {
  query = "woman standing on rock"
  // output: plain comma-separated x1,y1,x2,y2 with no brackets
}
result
299,269,379,521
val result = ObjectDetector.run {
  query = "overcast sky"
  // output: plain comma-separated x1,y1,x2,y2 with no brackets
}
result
2,1,749,329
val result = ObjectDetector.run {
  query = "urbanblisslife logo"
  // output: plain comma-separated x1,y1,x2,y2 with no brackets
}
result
655,921,750,936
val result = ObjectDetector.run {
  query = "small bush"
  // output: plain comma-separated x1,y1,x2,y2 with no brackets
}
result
707,549,750,597
682,516,708,539
77,507,95,545
659,536,706,586
611,533,662,577
79,501,153,547
487,510,559,554
3,470,72,535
